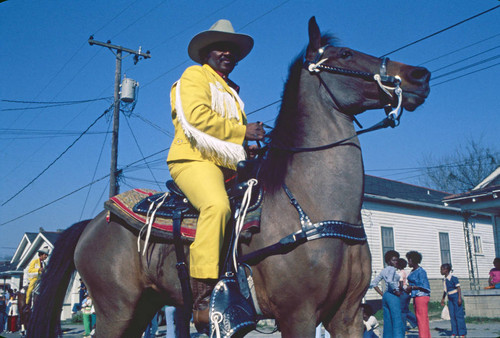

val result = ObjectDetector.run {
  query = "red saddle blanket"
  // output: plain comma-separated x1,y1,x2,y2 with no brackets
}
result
104,188,261,242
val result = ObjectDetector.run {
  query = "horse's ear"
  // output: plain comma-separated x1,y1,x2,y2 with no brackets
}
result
308,16,321,54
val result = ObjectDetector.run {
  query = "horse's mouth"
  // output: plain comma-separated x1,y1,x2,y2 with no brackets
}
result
402,88,430,111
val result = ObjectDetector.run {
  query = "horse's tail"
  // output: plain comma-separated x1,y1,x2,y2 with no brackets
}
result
27,219,90,338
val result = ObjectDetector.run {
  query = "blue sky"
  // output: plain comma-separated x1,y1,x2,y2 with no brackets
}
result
1,0,499,258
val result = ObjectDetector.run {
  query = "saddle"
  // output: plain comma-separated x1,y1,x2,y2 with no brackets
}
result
132,177,263,229
104,160,263,243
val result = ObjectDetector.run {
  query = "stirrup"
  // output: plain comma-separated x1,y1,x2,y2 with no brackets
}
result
209,273,256,337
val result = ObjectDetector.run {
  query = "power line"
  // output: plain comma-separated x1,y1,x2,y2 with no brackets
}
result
1,101,111,112
140,0,291,88
92,0,139,36
238,0,291,30
0,174,110,226
129,112,174,137
79,117,112,221
3,4,498,225
380,5,500,57
1,106,112,207
146,0,239,52
1,97,112,104
123,113,162,190
431,54,500,81
431,61,500,87
0,147,170,226
418,32,500,66
430,45,500,73
110,0,168,40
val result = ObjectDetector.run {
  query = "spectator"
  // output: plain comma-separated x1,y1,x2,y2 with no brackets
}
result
315,323,330,338
7,292,19,333
72,280,86,314
488,257,500,288
144,311,159,338
396,258,417,331
0,295,7,334
406,251,431,338
361,303,379,338
440,263,466,337
79,279,87,303
164,306,179,338
370,250,404,338
81,293,94,338
4,292,10,333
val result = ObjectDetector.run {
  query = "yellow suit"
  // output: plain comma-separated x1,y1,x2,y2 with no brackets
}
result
26,256,44,304
167,64,248,278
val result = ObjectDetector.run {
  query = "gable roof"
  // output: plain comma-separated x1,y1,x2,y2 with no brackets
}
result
26,233,38,243
41,231,61,244
364,175,451,205
443,166,500,216
473,166,500,190
10,232,39,265
12,232,61,271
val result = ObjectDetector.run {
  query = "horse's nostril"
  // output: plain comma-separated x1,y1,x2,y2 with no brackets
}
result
410,67,430,81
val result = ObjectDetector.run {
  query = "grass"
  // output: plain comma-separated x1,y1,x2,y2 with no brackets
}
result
60,311,83,324
375,301,450,321
465,317,500,324
374,301,500,324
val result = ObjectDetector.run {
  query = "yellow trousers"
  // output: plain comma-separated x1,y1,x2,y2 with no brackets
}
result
26,278,37,305
168,160,232,279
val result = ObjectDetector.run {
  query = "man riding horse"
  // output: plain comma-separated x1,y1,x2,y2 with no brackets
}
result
26,246,50,307
166,19,265,331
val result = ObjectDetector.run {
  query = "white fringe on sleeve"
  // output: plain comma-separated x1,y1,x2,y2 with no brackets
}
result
173,80,246,167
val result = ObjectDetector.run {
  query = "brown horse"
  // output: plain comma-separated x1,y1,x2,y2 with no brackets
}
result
29,17,430,337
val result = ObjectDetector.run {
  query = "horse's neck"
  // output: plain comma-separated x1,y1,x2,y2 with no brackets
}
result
284,80,364,224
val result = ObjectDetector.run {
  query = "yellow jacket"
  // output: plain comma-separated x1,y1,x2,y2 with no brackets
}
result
27,257,43,282
167,64,247,170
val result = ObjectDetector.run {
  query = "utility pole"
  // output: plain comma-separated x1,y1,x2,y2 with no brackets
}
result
88,36,151,198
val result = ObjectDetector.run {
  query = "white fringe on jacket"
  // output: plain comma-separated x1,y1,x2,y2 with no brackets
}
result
174,80,246,168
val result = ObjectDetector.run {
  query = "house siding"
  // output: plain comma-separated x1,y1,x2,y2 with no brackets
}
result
362,200,495,301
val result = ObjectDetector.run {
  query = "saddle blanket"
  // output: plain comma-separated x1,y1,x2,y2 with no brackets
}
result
104,188,261,242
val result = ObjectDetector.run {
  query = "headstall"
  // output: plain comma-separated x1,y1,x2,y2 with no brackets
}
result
304,45,403,123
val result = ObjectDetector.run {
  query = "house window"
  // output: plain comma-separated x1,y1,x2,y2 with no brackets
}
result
381,226,394,266
473,235,483,254
439,232,451,264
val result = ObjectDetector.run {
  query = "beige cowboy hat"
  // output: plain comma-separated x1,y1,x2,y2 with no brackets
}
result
38,246,50,255
188,19,254,64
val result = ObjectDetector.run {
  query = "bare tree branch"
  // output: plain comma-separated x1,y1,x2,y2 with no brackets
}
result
419,138,499,194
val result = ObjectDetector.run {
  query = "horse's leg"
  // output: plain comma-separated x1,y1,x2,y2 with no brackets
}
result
75,212,162,337
324,242,371,337
276,304,318,338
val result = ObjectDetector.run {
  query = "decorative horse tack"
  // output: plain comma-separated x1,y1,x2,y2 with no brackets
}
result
305,45,403,122
238,183,367,266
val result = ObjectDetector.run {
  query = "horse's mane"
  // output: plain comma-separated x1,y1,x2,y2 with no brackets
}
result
259,34,338,193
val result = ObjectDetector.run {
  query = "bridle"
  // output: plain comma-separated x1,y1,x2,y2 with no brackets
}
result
305,45,403,121
267,45,405,153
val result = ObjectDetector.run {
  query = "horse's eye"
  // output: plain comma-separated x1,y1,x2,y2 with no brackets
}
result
340,50,352,59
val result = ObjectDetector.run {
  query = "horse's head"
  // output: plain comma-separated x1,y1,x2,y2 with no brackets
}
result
306,17,430,116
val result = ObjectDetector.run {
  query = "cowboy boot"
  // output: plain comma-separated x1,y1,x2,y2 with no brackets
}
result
191,278,217,333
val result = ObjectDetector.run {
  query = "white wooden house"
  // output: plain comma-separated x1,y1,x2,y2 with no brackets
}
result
9,231,81,320
362,175,496,302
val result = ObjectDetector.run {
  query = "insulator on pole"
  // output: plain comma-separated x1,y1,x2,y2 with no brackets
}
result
120,77,139,102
